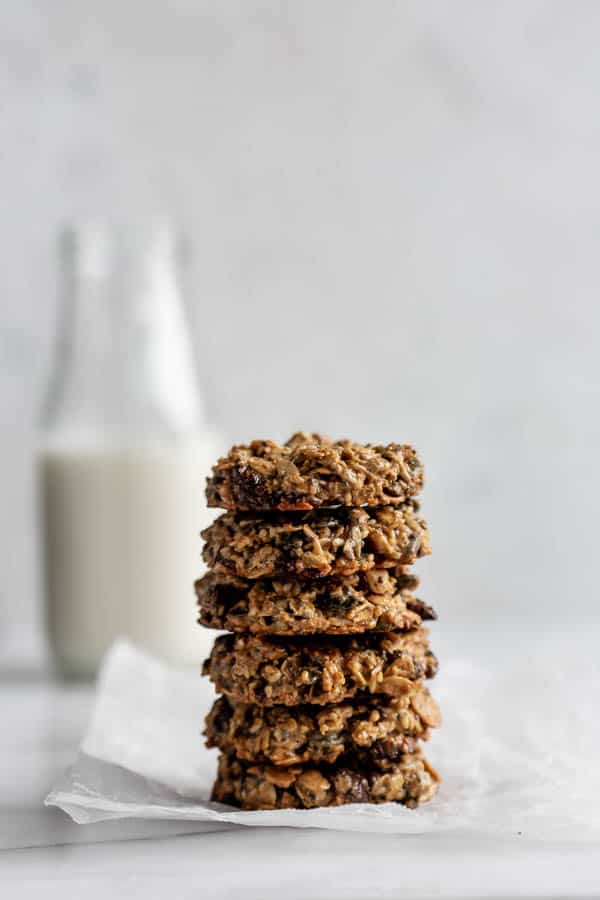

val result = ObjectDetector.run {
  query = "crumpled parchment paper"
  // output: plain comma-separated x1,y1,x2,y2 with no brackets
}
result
46,634,600,838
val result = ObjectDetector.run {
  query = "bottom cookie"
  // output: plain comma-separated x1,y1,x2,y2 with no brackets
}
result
211,751,440,810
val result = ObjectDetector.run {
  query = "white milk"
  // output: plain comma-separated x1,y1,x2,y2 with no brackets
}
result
40,440,219,677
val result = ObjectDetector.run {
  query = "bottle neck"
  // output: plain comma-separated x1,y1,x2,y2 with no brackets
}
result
42,222,205,446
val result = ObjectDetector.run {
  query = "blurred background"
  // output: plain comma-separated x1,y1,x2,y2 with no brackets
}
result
2,1,599,673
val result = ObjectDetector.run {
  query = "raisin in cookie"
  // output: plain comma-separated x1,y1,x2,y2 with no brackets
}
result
206,432,424,511
196,568,435,636
202,629,438,707
205,686,441,768
211,750,439,810
201,503,430,580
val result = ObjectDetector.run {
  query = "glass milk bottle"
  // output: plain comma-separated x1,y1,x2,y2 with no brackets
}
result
39,222,221,677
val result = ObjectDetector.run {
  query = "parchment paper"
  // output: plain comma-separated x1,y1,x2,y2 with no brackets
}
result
46,636,600,838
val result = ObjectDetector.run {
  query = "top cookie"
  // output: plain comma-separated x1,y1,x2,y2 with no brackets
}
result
206,432,424,511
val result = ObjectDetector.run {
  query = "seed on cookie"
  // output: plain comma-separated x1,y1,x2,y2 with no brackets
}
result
211,750,440,810
202,629,438,707
196,567,434,636
206,432,424,511
205,687,440,768
201,503,430,580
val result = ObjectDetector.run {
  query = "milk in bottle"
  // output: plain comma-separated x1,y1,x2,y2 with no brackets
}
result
39,222,221,677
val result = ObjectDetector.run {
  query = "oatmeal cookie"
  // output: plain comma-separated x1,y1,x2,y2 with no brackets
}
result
205,686,441,768
196,568,435,636
202,629,438,706
201,503,430,580
211,750,439,809
206,432,424,510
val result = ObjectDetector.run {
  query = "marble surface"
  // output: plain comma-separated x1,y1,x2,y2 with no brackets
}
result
3,680,600,900
3,627,600,898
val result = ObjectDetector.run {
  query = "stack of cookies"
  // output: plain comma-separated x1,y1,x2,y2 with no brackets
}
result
198,433,441,810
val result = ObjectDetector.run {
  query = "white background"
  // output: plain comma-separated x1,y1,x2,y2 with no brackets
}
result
2,1,600,651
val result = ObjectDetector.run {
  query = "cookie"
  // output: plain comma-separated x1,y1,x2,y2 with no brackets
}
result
205,686,441,768
201,503,430,580
196,568,436,636
202,629,438,707
211,750,439,810
206,432,424,511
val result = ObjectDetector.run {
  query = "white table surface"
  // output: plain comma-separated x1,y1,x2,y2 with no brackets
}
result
3,628,600,900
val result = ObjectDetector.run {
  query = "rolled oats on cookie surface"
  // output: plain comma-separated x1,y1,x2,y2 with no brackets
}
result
206,432,424,511
205,685,440,768
200,432,441,811
202,629,438,707
201,503,430,580
211,750,439,810
196,567,435,636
